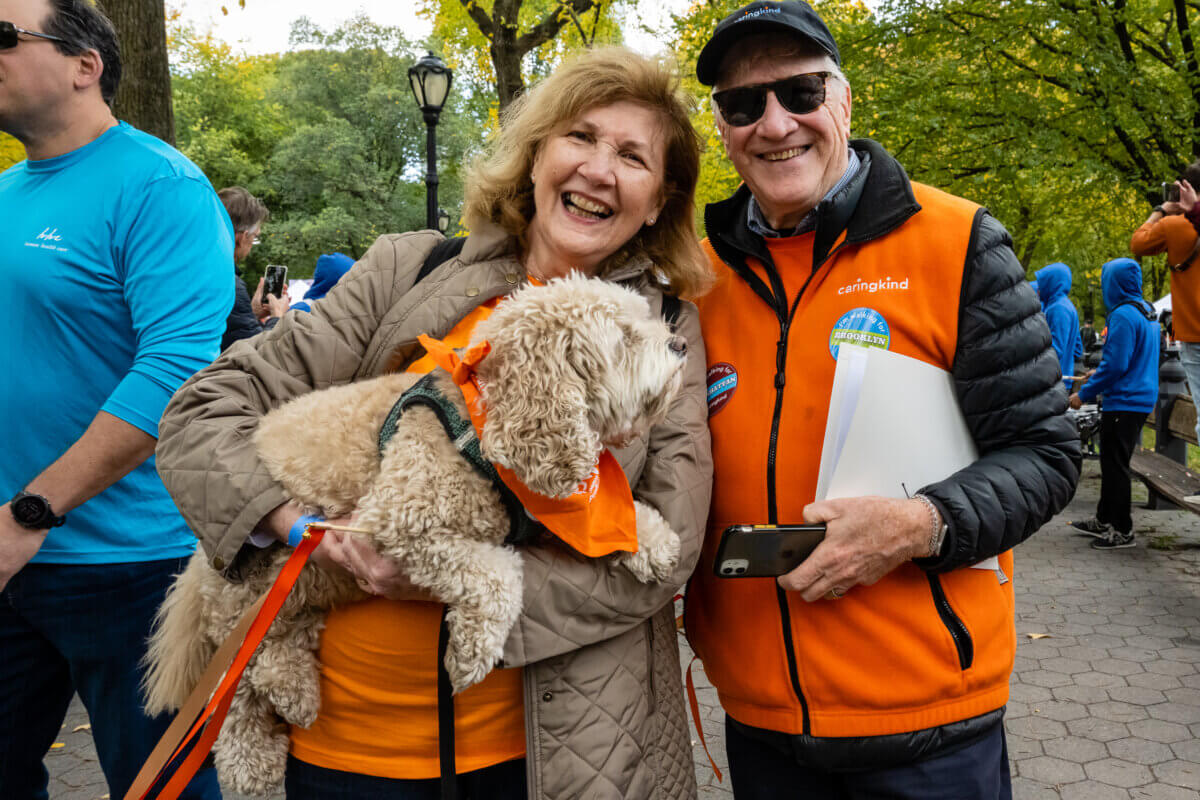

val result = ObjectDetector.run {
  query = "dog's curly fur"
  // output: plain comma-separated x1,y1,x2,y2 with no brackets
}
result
143,275,686,796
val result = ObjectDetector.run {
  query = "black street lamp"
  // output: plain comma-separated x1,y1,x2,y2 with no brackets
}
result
437,208,451,234
408,52,453,231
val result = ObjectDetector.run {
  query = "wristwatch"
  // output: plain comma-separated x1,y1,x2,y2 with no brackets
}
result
9,491,66,530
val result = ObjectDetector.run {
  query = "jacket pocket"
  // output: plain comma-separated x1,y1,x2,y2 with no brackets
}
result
927,574,974,670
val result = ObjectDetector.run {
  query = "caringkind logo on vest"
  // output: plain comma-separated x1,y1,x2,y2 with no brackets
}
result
835,275,910,297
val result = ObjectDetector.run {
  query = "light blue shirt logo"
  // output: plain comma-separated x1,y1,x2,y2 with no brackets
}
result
829,307,890,359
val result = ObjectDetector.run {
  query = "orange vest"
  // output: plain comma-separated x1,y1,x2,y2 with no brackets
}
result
687,183,1016,738
289,299,526,778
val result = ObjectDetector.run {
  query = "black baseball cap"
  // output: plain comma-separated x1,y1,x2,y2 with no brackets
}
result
696,1,841,86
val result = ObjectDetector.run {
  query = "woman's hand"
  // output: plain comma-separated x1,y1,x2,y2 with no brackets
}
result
338,533,434,602
257,502,431,601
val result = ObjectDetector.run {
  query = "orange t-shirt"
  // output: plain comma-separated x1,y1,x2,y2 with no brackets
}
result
289,298,527,778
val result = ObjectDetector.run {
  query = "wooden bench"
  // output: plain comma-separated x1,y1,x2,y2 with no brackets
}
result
1131,392,1200,513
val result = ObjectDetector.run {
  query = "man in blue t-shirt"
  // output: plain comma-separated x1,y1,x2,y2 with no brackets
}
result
0,2,229,797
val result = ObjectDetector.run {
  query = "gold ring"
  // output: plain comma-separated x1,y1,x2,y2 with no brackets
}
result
827,586,846,600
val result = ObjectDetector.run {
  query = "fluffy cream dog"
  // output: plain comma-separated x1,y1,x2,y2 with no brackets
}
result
143,274,687,796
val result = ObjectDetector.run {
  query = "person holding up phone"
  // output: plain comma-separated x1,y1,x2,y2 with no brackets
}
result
218,187,289,351
1131,161,1200,447
684,3,1081,798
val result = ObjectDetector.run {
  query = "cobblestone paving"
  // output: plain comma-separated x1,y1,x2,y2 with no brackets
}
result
48,459,1200,799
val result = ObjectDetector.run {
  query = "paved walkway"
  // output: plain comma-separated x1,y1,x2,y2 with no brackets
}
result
46,459,1200,799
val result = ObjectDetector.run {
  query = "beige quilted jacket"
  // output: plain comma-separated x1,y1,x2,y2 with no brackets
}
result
156,223,712,800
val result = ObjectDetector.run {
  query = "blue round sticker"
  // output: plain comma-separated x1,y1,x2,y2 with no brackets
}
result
829,308,890,359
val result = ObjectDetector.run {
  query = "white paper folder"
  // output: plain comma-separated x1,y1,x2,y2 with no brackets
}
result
816,344,1001,574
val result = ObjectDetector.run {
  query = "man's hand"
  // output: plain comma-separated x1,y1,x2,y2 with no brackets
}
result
250,278,285,321
0,504,47,591
264,292,289,320
1068,393,1083,410
1179,180,1197,213
777,496,931,602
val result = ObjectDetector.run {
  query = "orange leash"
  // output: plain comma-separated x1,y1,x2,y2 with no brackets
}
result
685,656,723,782
124,527,325,800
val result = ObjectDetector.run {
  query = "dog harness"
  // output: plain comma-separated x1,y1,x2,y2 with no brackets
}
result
377,370,542,800
377,372,543,548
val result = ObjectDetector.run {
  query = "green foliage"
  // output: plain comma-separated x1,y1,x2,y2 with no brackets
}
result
0,133,24,172
170,14,483,284
171,25,286,190
420,0,634,111
165,0,1199,316
850,0,1199,306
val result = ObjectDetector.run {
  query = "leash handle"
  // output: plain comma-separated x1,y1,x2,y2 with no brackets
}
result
125,528,325,800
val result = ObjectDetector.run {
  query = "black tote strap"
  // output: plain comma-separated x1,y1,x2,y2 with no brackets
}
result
661,293,682,326
438,606,458,800
419,236,468,283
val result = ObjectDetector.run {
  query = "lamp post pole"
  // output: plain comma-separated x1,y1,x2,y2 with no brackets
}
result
408,52,453,232
423,110,439,231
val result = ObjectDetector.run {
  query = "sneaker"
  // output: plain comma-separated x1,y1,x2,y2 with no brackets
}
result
1091,531,1136,550
1071,518,1111,538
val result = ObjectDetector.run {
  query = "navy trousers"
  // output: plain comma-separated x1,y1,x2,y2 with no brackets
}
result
0,557,221,800
286,754,528,799
726,715,1012,800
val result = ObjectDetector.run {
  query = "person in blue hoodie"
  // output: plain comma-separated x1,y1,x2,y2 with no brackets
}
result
1036,262,1085,390
1069,258,1160,550
291,252,354,313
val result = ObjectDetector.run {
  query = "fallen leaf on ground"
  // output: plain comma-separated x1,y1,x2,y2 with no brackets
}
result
50,742,64,749
1026,633,1052,639
73,724,91,732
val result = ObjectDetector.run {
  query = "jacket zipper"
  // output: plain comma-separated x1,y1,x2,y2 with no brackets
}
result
927,574,973,670
767,315,812,731
724,232,849,736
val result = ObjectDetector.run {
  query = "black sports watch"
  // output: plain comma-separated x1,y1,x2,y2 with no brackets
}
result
9,491,66,530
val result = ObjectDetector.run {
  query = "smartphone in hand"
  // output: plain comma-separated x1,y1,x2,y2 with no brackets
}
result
263,264,288,299
713,523,826,578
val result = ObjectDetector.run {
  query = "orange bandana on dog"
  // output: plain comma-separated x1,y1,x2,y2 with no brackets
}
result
417,333,639,558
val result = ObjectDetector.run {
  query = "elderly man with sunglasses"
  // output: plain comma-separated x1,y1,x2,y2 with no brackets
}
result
684,2,1080,797
0,1,229,798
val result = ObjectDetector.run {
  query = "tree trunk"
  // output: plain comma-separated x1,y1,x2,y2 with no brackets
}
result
492,39,525,114
105,0,175,144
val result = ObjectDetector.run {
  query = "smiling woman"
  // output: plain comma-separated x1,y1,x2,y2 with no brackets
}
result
465,46,710,298
155,44,714,800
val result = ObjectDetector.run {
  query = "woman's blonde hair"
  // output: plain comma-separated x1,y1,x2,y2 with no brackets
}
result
464,47,711,299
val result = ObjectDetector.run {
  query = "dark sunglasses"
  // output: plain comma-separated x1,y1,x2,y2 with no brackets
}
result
0,21,73,50
712,72,831,127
